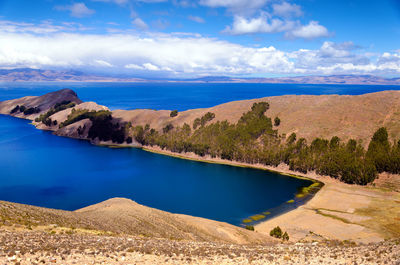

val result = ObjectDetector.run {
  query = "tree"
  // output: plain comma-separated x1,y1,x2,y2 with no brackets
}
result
287,133,296,145
269,226,282,238
367,127,391,172
282,231,289,241
163,123,174,133
170,110,178,117
10,105,20,114
274,117,281,126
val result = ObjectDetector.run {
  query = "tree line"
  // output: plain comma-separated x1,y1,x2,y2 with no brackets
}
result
130,102,400,185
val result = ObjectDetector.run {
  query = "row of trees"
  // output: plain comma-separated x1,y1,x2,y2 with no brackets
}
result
130,102,400,185
10,105,40,115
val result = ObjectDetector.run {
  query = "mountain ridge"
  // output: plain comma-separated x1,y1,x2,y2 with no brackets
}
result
0,68,399,85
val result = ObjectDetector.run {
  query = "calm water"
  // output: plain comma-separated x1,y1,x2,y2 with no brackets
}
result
0,82,398,225
0,82,399,111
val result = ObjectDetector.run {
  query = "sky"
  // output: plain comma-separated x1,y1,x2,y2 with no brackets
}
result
0,0,399,78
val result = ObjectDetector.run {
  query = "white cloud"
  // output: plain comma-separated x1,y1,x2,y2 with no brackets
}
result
286,21,329,39
0,31,398,76
272,2,302,18
132,18,149,30
55,3,95,18
143,63,160,70
188,15,205,23
199,0,268,15
125,63,144,70
223,15,294,35
0,20,89,34
94,59,113,67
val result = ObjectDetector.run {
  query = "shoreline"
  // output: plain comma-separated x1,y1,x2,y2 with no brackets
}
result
140,146,399,243
1,96,399,243
141,146,327,225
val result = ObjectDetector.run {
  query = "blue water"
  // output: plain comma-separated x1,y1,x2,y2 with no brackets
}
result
0,82,398,225
0,82,398,111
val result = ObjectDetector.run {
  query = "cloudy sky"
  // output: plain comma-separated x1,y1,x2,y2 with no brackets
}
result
0,0,399,78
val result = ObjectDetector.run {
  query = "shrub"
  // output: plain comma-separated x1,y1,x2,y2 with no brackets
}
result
270,226,283,238
245,225,254,231
10,105,20,114
274,117,281,126
23,107,40,115
282,231,289,241
36,101,76,125
163,123,174,133
193,112,215,129
170,110,178,117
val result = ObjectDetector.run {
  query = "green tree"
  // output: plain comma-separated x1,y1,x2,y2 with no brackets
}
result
367,127,391,172
274,117,281,126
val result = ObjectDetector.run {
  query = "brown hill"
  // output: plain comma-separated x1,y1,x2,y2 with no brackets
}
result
2,89,400,146
0,198,269,245
0,89,82,119
112,90,400,145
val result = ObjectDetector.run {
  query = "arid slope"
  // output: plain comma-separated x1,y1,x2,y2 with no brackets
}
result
2,89,400,145
0,198,269,245
113,90,400,145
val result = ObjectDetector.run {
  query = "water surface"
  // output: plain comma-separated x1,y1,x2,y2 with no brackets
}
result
0,115,311,225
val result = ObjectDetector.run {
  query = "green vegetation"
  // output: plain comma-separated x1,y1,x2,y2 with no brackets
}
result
296,182,321,198
10,105,40,115
23,107,41,115
274,116,281,126
282,231,289,241
128,102,400,185
193,112,215,129
269,226,282,238
287,199,295,203
170,110,178,117
10,105,20,114
35,100,76,126
245,225,254,231
269,226,289,241
60,109,128,143
250,214,266,221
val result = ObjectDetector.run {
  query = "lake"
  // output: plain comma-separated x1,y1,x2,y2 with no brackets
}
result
0,82,398,225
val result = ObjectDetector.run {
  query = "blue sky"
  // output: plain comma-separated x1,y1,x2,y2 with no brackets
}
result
0,0,399,78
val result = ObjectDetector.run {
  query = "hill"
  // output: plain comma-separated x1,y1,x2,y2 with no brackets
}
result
0,198,268,244
113,90,400,145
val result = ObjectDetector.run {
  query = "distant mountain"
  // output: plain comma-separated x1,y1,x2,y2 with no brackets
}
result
245,75,400,85
0,68,399,85
0,68,144,82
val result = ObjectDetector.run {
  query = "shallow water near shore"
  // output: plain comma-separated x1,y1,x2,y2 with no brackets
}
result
0,82,398,225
